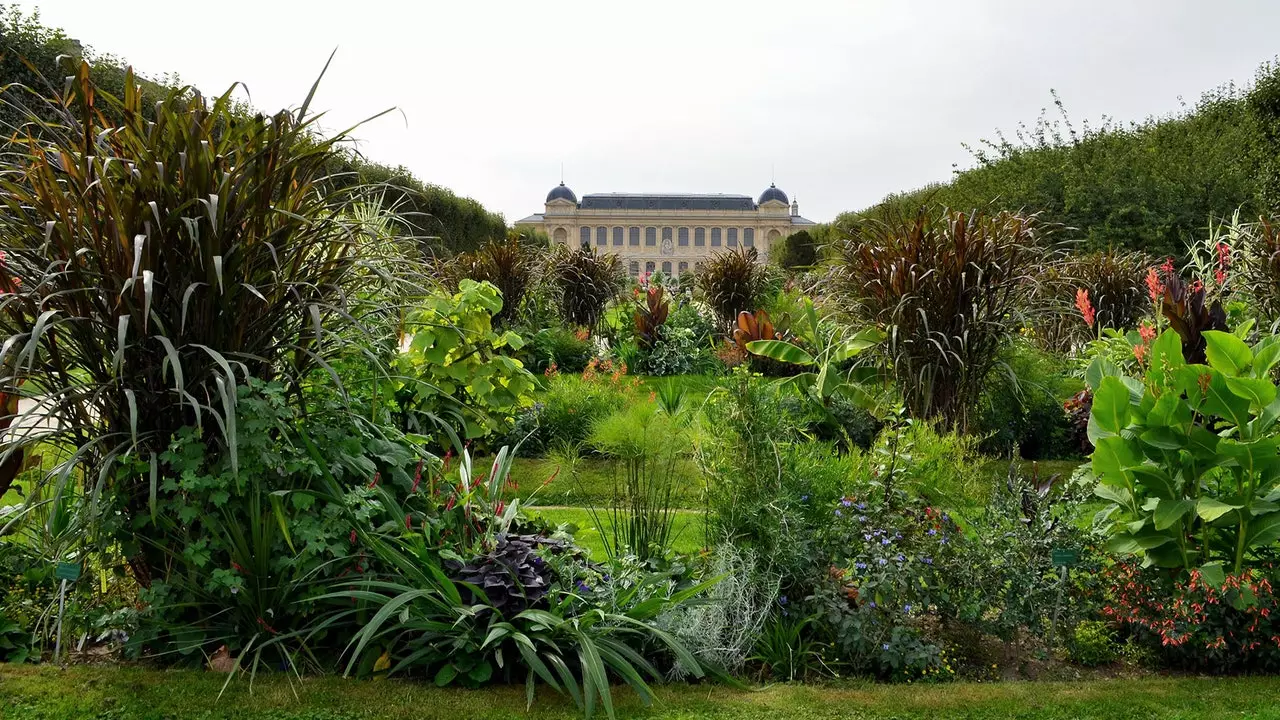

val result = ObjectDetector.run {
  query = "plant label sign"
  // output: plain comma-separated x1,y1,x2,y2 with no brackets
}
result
55,562,82,582
1051,548,1078,567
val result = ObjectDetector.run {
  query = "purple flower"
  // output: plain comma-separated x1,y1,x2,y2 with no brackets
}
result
882,643,890,650
923,557,933,565
801,495,809,502
855,502,866,511
877,558,888,566
835,509,843,517
855,562,867,570
863,533,873,541
841,498,853,507
576,581,591,593
940,535,949,545
779,595,789,606
904,604,912,612
881,538,891,545
927,528,937,536
858,515,868,523
870,601,877,608
896,554,905,562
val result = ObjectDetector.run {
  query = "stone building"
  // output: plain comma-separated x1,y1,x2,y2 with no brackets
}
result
515,183,816,278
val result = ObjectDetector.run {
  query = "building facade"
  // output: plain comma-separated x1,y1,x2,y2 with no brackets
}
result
515,183,815,278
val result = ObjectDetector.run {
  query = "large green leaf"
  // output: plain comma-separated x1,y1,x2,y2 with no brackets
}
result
1153,498,1195,530
745,339,814,365
1246,513,1280,549
1091,376,1132,435
1225,376,1278,409
1139,426,1184,450
1092,435,1140,485
1197,497,1243,522
1204,330,1252,376
1085,356,1123,391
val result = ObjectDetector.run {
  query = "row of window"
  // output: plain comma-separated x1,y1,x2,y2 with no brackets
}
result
579,226,756,249
628,260,702,277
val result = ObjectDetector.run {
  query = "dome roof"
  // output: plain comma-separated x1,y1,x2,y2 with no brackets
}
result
758,183,788,205
546,182,578,204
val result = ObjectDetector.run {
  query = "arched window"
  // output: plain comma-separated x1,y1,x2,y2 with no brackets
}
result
645,227,657,246
553,228,567,244
596,227,607,246
743,228,754,247
727,228,738,247
613,227,624,246
629,261,640,277
661,261,672,274
629,227,640,246
678,228,689,246
694,261,704,273
580,227,591,246
678,261,688,275
662,227,673,245
710,228,722,247
694,228,705,246
645,261,655,273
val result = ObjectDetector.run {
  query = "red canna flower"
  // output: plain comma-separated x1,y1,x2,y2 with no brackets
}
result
1146,267,1164,302
412,460,423,493
368,471,380,489
1139,322,1157,344
405,513,413,530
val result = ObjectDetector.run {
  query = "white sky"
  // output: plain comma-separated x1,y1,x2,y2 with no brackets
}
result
19,0,1280,224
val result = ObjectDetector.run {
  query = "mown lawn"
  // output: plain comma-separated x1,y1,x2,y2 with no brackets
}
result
5,665,1280,719
528,506,707,558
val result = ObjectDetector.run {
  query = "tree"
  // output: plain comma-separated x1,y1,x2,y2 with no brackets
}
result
774,230,817,269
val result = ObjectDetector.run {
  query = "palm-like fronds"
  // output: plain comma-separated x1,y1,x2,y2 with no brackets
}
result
697,248,770,326
551,247,623,330
0,58,426,579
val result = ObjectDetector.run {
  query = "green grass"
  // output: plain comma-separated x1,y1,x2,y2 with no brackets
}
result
528,506,707,558
507,457,705,509
6,665,1280,719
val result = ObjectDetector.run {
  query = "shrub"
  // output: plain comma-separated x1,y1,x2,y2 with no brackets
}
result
551,247,624,330
1085,328,1280,573
449,239,536,327
827,207,1051,431
972,340,1079,459
507,362,634,456
1070,621,1118,667
774,230,817,270
637,302,717,377
525,326,594,374
0,60,418,585
1103,562,1280,672
1030,250,1150,349
633,286,670,351
698,248,771,326
395,280,537,440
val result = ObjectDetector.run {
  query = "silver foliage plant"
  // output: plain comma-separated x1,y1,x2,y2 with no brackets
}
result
658,543,780,678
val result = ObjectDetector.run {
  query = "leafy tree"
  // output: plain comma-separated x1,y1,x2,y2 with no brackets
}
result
774,230,817,270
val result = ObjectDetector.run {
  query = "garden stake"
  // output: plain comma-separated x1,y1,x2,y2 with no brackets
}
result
1046,564,1069,652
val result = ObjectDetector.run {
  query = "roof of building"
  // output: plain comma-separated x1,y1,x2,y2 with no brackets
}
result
546,182,578,203
791,215,817,226
758,184,789,205
515,213,544,225
579,193,756,211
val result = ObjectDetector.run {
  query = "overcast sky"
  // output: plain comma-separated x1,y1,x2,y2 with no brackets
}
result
18,0,1280,223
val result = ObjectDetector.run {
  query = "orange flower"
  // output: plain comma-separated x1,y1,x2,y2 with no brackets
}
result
1075,288,1096,328
1145,267,1164,302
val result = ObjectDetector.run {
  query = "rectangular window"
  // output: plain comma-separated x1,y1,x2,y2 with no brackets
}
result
662,227,673,244
678,227,689,246
629,261,639,277
678,261,688,275
645,261,655,273
661,261,672,274
613,227,624,246
743,228,754,247
694,228,705,246
727,228,738,247
579,227,591,246
645,227,657,246
596,227,607,246
711,228,721,247
629,227,640,246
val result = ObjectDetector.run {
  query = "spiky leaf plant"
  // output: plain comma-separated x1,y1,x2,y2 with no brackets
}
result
0,59,424,581
633,286,669,351
827,207,1051,432
1029,249,1150,348
448,239,535,327
551,246,623,330
697,248,770,326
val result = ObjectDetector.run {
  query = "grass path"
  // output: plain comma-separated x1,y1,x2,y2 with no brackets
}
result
5,665,1280,719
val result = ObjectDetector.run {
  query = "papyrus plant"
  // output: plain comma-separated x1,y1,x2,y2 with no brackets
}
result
0,58,422,580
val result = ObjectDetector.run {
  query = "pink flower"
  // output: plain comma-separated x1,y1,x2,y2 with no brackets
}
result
1075,288,1096,328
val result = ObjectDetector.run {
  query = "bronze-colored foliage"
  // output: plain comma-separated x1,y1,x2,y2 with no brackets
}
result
0,59,423,581
697,247,770,326
827,207,1051,432
1160,273,1227,364
731,309,796,377
551,246,624,330
448,239,534,327
633,286,670,351
1236,216,1280,322
1029,249,1151,349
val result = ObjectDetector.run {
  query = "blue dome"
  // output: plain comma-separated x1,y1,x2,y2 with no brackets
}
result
546,182,578,203
758,183,788,205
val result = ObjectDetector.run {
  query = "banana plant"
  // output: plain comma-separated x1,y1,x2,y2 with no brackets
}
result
745,298,885,411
